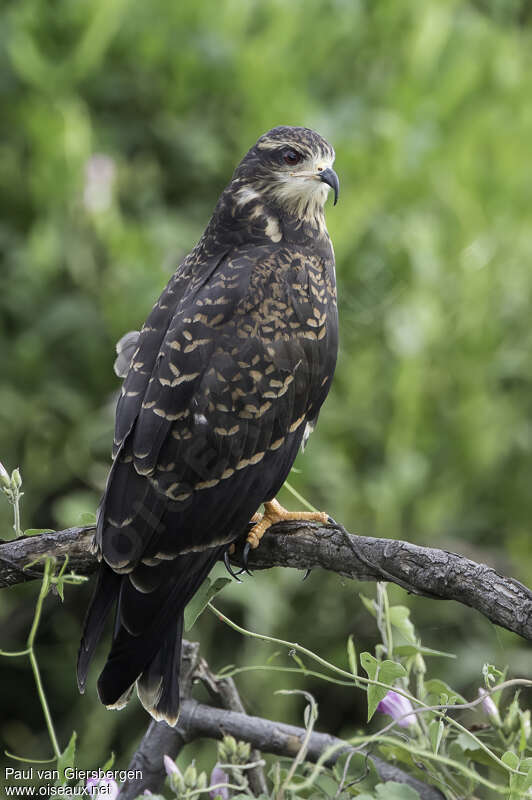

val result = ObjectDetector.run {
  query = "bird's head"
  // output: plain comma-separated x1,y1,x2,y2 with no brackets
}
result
232,126,339,225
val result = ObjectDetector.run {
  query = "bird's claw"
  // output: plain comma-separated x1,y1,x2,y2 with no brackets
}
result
302,568,312,581
223,549,242,582
327,515,337,526
241,542,254,576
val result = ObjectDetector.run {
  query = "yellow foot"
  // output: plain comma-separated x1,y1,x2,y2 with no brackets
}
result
246,498,328,550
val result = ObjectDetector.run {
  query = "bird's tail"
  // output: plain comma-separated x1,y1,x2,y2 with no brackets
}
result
79,546,223,726
136,614,184,725
77,563,121,695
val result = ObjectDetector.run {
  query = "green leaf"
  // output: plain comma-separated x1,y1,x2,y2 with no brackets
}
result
506,755,532,800
24,528,55,537
57,731,76,785
100,752,115,773
330,753,381,797
394,644,456,659
375,781,421,799
184,577,231,631
78,512,97,526
359,593,376,618
502,750,520,770
360,652,378,679
312,773,339,796
347,635,358,676
456,731,481,754
423,679,466,705
360,653,407,721
447,740,471,767
379,660,407,684
428,719,444,754
388,605,416,643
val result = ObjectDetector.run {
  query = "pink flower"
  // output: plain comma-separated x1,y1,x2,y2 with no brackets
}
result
377,690,416,728
163,754,180,777
478,688,501,726
163,755,184,794
86,776,119,799
209,765,230,799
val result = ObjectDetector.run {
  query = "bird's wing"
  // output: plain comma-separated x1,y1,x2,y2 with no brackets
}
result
98,244,332,573
90,243,333,711
111,249,229,459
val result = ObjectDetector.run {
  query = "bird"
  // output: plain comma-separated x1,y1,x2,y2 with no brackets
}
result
77,125,340,726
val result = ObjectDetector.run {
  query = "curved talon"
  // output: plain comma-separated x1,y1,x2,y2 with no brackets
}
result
327,515,338,526
302,568,312,581
223,549,242,582
242,542,254,576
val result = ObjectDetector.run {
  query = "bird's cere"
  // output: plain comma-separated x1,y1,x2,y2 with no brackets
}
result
377,690,417,728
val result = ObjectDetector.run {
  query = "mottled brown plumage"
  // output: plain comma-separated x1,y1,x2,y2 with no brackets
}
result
78,126,339,725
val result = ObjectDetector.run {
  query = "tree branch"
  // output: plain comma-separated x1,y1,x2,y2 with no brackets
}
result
0,526,96,588
118,640,444,800
1,522,532,642
118,699,445,800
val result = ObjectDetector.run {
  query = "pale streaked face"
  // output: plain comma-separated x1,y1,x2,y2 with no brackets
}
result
234,126,339,222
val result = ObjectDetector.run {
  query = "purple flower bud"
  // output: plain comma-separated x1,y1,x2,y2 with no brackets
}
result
377,690,416,728
478,688,501,726
209,765,230,799
86,777,119,799
163,754,180,777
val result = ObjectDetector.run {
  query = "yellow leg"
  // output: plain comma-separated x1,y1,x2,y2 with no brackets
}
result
246,498,328,550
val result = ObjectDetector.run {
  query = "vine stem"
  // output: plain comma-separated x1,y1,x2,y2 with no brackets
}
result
208,603,527,780
26,558,61,760
13,493,22,538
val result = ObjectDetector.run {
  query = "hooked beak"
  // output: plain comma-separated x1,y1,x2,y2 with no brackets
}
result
319,167,339,205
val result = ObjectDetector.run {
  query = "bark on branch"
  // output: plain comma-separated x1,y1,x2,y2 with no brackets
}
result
1,522,531,642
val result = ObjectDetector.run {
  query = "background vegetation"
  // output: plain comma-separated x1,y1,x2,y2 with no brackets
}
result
1,0,532,792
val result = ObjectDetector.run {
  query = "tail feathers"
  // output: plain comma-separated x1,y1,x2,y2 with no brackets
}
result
104,683,135,711
77,564,121,693
96,578,183,708
136,615,183,726
95,546,224,722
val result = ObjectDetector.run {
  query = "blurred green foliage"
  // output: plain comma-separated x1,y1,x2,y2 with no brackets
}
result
1,0,532,786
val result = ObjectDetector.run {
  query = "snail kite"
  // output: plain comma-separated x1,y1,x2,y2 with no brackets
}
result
77,126,340,725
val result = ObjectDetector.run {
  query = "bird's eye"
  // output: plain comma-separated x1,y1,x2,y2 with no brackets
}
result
283,149,302,166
